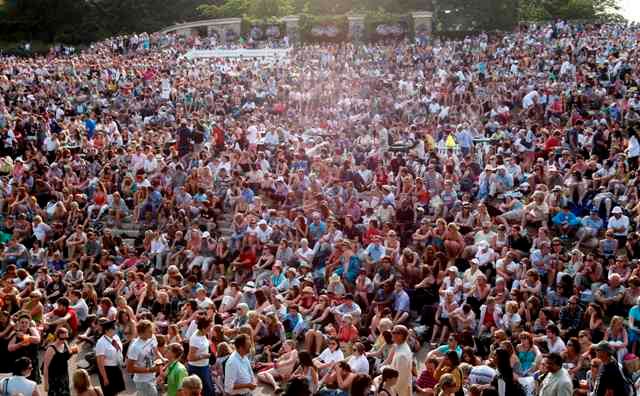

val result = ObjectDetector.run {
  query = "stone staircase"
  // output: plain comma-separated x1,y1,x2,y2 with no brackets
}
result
215,212,234,239
109,216,143,247
108,211,235,248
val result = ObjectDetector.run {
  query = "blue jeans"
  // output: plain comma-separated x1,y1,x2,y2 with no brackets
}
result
134,381,158,396
188,364,214,396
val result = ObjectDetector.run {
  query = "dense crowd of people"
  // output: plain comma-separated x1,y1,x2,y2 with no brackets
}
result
0,19,640,396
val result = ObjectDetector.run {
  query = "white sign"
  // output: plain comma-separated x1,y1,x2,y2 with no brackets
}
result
183,48,291,60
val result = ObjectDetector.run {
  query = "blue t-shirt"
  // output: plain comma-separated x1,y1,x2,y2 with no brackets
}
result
85,119,96,139
629,306,640,336
435,344,463,357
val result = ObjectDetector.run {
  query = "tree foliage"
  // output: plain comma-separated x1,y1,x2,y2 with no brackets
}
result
518,0,622,22
432,0,518,32
1,0,221,43
0,0,624,45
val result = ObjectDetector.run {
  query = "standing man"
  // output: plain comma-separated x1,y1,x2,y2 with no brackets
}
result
224,334,257,395
176,119,192,163
593,341,633,396
390,325,413,396
126,319,160,396
539,353,573,396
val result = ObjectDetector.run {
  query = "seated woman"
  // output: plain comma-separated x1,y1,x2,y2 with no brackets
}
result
256,339,299,394
317,360,357,396
443,223,465,261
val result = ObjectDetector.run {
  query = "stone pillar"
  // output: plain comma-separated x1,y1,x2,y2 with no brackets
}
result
282,15,300,44
411,11,433,39
348,14,365,43
218,18,241,43
177,28,193,38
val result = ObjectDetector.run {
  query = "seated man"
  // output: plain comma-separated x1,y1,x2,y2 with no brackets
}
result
1,238,29,271
392,281,411,324
551,204,580,237
594,273,625,316
44,297,79,335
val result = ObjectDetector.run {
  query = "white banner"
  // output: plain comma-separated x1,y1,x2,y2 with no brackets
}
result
183,48,291,60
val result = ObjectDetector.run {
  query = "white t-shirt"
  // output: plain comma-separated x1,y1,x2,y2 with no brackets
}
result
608,215,630,236
196,297,214,310
4,376,36,396
188,332,210,367
127,336,158,383
95,335,123,366
522,90,539,109
318,348,344,365
246,125,258,144
545,336,567,354
348,354,369,374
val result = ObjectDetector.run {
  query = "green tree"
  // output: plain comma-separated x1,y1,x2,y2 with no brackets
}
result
199,0,293,18
198,0,251,18
248,0,293,17
519,0,621,21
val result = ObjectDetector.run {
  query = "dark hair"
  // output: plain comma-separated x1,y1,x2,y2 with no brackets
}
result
446,350,460,367
101,320,116,332
546,324,560,336
547,352,564,368
494,347,514,383
463,346,477,362
284,377,311,396
382,330,392,344
350,373,372,396
57,297,70,308
567,337,581,354
196,317,212,331
14,357,31,375
298,351,314,367
378,367,399,393
234,333,250,349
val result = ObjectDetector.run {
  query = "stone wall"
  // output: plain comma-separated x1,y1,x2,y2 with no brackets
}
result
161,13,432,42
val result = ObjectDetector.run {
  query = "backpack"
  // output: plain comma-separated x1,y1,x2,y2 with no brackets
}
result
618,360,637,396
217,355,230,396
0,377,12,396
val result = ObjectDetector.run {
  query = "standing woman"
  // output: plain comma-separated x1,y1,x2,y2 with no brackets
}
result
43,326,79,396
95,319,126,396
0,311,15,373
186,316,214,396
7,312,41,383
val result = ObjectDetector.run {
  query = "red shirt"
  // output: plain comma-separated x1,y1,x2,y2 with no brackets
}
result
338,324,358,343
363,227,382,246
544,136,561,152
239,249,257,269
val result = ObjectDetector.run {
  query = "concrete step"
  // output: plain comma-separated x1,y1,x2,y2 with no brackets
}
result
111,228,142,239
218,227,233,235
122,238,136,247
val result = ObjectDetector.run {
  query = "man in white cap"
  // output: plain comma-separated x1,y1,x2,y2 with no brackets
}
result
607,206,629,246
255,219,272,244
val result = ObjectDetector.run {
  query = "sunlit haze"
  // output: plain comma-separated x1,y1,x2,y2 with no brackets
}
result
620,0,640,21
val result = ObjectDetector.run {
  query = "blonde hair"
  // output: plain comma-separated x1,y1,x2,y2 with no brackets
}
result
72,369,92,393
611,315,624,329
180,375,203,395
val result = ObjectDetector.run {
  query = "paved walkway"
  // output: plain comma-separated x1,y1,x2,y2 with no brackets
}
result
1,343,431,395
